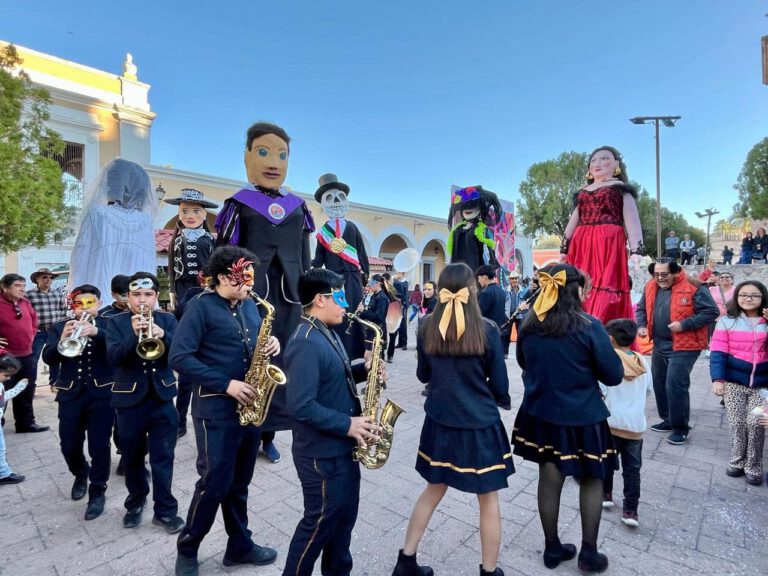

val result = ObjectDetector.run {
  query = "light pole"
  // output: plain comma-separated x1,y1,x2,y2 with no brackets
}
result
696,208,720,264
630,115,681,257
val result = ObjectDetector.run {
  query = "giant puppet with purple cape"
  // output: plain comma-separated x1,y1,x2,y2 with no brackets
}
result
215,123,314,431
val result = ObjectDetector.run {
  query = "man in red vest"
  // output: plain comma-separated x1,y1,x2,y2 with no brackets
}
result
636,259,719,445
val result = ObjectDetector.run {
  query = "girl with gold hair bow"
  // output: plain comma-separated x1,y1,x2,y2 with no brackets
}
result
391,263,513,576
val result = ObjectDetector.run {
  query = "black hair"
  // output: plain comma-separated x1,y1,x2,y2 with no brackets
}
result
726,281,768,319
299,268,345,309
72,284,101,299
206,246,259,287
421,263,486,357
648,258,681,275
586,145,629,184
382,272,392,281
0,273,25,288
245,122,290,151
127,271,160,292
475,265,496,279
519,264,589,338
605,318,638,347
110,274,130,294
0,352,21,375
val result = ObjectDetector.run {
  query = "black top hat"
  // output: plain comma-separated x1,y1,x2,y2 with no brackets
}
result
162,188,219,209
314,173,350,203
30,268,60,283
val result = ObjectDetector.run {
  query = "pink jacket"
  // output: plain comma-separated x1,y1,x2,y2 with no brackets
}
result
710,314,768,387
708,285,735,317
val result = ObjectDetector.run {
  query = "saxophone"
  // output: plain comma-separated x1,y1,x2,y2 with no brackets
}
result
347,312,405,469
237,293,287,427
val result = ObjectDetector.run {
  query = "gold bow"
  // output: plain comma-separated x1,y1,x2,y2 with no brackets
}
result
438,287,469,340
532,270,567,321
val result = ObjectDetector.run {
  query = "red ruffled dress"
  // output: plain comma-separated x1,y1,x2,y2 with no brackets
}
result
566,185,632,324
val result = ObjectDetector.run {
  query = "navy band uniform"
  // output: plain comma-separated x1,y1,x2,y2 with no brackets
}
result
105,309,179,519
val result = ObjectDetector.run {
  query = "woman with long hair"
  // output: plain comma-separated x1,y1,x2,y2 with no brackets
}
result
392,263,512,576
710,280,768,485
753,228,768,263
512,264,623,573
420,281,437,315
560,146,643,325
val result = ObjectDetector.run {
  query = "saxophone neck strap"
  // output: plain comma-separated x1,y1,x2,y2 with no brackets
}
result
301,315,356,393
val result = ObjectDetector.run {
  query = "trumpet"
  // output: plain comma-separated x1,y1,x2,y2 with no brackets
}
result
136,304,166,360
57,312,95,357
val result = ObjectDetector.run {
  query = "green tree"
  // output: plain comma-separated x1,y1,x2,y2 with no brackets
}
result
633,184,704,258
733,137,768,219
0,43,66,253
516,151,588,238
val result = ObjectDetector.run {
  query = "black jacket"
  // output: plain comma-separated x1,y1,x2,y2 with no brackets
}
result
105,310,178,408
43,316,114,403
479,283,507,331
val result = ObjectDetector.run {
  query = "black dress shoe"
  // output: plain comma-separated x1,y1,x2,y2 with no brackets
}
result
16,423,50,433
123,505,144,529
0,472,25,485
153,515,185,534
222,544,278,566
71,475,88,501
84,494,105,520
175,554,199,576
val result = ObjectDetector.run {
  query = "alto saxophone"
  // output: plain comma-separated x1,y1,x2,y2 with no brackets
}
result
237,294,287,427
347,312,405,469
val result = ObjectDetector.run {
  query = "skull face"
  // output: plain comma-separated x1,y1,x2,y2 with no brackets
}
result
321,189,349,219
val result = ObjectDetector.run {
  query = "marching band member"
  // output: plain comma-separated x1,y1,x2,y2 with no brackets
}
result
43,285,114,520
282,269,382,576
105,272,182,533
171,246,280,576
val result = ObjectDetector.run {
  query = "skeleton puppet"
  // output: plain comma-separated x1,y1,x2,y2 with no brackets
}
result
312,173,369,359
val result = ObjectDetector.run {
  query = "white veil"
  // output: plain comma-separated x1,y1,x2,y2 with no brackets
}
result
81,158,158,216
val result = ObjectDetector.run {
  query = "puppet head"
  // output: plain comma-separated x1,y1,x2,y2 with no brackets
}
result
314,173,350,219
447,185,502,229
244,122,290,189
163,188,218,230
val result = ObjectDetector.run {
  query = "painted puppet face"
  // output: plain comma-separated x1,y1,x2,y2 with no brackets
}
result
461,208,480,221
178,202,207,229
589,149,619,183
244,133,289,189
321,189,349,219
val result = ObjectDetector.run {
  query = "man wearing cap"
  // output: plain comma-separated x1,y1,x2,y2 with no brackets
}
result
171,246,280,576
282,268,382,576
163,188,219,306
26,268,68,387
0,274,48,432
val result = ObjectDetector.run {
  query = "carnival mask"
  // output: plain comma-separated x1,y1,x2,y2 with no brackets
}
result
321,188,349,219
244,133,289,189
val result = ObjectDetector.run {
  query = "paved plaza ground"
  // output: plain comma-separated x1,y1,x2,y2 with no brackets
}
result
1,326,767,575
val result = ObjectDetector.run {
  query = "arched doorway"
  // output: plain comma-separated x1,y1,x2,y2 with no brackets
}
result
420,240,446,284
379,234,408,260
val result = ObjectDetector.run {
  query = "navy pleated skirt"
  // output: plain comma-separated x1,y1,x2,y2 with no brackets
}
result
416,415,515,494
512,409,619,479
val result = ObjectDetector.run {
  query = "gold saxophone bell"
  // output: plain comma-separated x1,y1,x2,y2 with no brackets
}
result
136,304,166,361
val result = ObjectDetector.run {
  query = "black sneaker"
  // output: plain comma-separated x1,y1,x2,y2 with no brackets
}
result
175,554,199,576
650,421,673,433
745,474,763,486
153,515,185,534
123,505,144,529
666,432,688,445
222,544,278,567
0,472,25,485
726,466,745,477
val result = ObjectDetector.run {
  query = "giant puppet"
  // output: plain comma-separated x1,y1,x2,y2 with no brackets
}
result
447,185,503,272
215,122,314,432
163,188,218,305
69,159,157,304
560,145,643,324
311,173,369,359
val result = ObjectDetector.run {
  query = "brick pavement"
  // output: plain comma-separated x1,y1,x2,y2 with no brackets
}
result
1,330,767,575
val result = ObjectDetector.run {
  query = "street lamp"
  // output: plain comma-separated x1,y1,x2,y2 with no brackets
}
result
630,115,681,257
695,208,720,264
155,183,166,201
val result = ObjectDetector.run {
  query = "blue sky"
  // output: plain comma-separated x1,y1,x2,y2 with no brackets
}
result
2,1,766,232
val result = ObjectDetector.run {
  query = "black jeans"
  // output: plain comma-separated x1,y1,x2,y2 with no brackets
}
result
651,348,699,434
283,454,360,576
6,354,37,429
603,436,642,512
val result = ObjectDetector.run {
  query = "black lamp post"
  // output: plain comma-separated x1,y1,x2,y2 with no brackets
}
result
630,115,681,257
155,183,166,201
695,208,720,264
